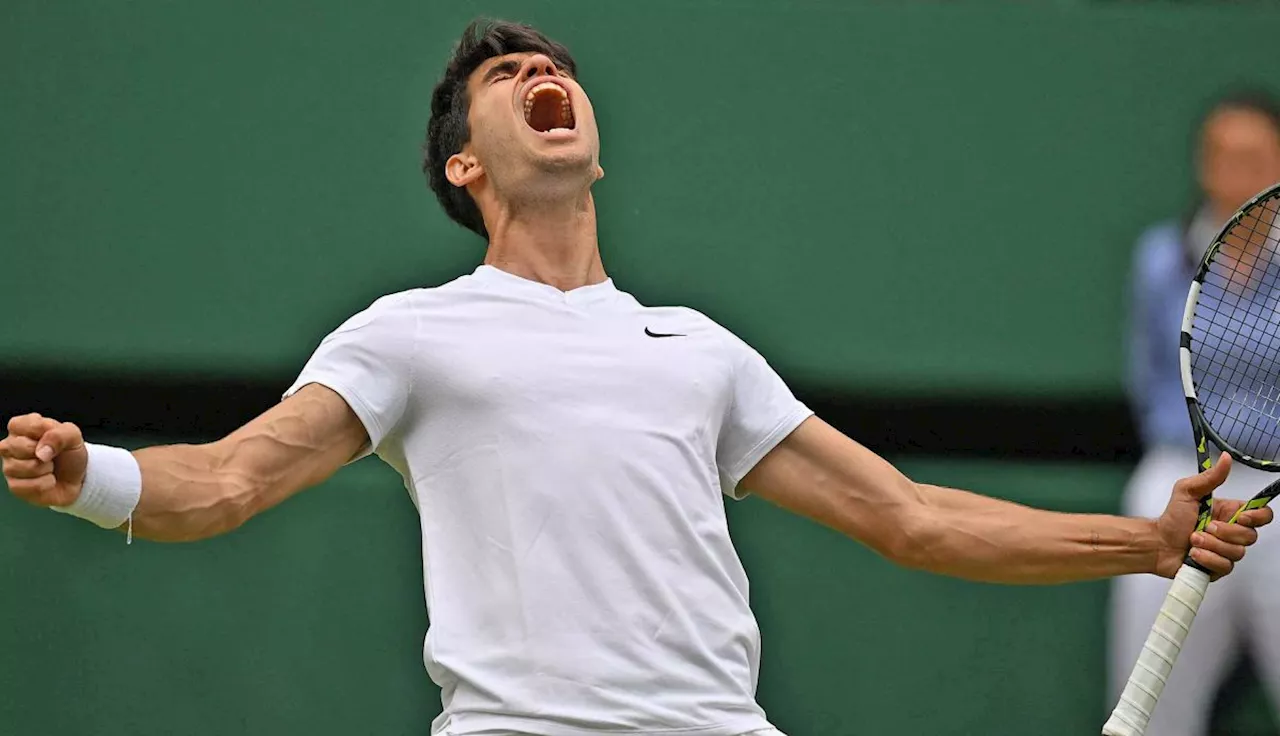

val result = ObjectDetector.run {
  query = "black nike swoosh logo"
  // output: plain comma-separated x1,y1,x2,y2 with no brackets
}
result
645,328,686,338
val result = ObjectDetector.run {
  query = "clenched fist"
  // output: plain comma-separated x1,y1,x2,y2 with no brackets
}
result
1,414,89,508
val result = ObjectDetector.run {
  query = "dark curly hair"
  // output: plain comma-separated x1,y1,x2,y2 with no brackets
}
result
1200,88,1280,139
422,19,578,239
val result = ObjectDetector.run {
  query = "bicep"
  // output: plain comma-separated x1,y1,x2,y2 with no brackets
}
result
740,416,927,556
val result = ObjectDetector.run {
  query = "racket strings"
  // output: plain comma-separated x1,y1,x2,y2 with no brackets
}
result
1192,193,1280,461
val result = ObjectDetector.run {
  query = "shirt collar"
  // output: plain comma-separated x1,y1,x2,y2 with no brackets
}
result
470,265,620,307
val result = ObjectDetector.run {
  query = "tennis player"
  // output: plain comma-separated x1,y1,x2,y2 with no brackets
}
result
1,19,1273,736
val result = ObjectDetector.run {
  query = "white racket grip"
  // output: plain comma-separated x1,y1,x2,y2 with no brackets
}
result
1102,565,1211,735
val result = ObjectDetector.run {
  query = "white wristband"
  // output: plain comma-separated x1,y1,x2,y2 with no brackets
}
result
52,443,142,533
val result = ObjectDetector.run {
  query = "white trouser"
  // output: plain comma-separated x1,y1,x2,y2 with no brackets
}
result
1108,445,1280,736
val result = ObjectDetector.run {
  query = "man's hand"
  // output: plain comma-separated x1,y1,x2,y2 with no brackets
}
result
1,413,89,508
1155,452,1275,580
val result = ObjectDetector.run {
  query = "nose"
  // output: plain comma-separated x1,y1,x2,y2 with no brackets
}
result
521,54,560,80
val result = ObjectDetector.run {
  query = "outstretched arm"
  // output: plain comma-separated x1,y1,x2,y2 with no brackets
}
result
741,417,1272,584
2,384,367,542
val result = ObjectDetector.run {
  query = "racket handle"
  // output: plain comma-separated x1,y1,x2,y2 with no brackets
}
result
1102,564,1211,735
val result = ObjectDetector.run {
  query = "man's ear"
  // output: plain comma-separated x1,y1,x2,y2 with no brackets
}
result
446,151,484,187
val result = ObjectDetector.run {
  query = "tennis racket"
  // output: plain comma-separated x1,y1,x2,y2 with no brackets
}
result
1103,181,1280,736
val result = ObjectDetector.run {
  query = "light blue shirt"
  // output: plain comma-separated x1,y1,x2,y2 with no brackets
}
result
1126,220,1197,449
1192,248,1280,459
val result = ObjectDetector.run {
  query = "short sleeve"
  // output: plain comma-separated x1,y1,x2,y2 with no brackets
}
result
716,334,813,499
283,293,416,460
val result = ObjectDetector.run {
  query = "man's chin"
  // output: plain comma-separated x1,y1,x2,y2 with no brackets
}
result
529,146,597,174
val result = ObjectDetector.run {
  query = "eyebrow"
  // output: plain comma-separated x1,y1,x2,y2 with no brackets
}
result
482,60,522,84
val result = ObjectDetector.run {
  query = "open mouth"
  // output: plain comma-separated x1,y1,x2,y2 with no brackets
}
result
523,82,576,133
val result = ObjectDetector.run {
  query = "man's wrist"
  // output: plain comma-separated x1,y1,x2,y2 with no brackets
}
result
1136,517,1164,577
51,444,142,530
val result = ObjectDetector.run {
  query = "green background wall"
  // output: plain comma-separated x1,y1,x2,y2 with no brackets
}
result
4,0,1279,394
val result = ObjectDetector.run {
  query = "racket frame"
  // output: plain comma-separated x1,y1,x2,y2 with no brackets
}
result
1179,187,1280,531
1103,183,1280,736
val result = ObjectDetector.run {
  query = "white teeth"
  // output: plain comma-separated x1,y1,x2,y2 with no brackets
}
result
522,81,575,130
525,82,567,104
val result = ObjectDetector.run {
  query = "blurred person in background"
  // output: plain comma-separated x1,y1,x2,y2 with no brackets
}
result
1112,90,1280,736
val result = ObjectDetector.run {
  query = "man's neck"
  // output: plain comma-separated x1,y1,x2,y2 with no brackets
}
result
482,193,606,292
1210,202,1236,224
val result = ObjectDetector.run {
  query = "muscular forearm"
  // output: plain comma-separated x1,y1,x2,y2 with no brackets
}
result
124,387,367,542
125,442,257,542
905,484,1159,584
3,387,365,543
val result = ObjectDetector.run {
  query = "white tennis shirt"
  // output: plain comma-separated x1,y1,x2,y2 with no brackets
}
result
285,265,813,736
